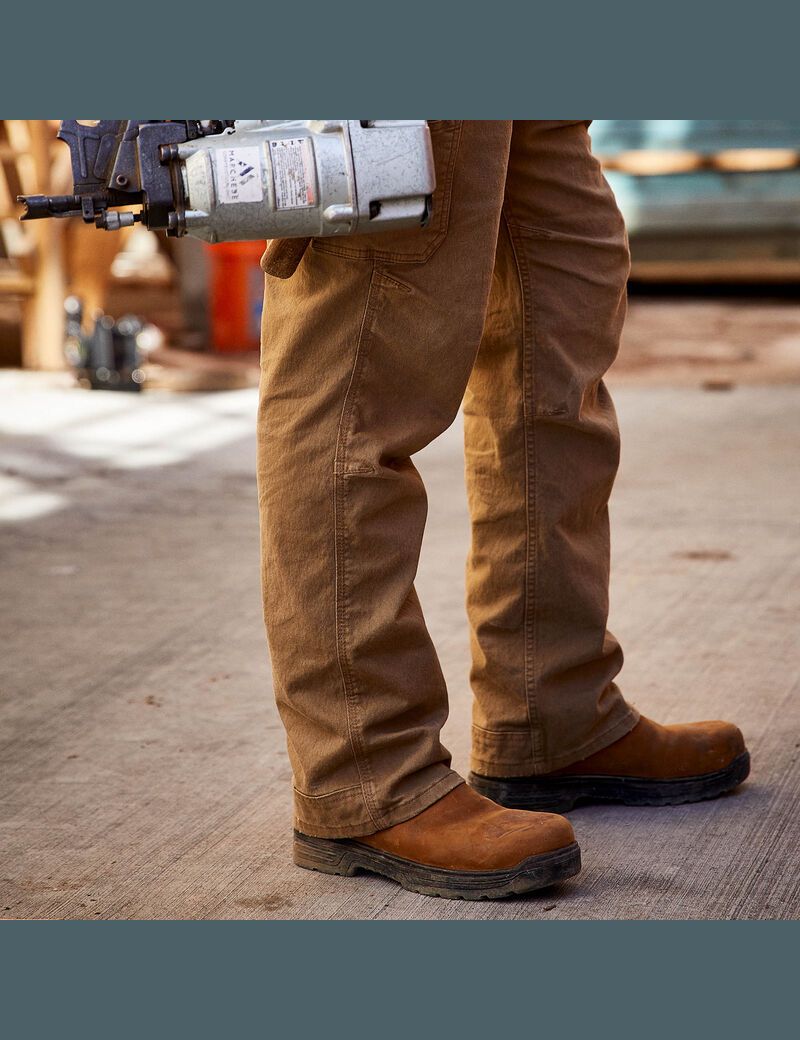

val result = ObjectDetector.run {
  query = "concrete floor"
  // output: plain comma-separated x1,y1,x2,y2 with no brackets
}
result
1,300,799,919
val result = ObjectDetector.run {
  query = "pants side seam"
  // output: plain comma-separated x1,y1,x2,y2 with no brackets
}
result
332,262,385,831
504,212,544,768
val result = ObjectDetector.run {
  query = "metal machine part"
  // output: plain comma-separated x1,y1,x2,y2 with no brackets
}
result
18,120,435,244
64,296,146,391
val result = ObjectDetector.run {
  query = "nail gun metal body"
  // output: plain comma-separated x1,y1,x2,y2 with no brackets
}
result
18,120,435,244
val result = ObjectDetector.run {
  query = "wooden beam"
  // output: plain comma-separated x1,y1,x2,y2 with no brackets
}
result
631,257,800,283
19,121,67,370
600,148,800,177
0,269,35,294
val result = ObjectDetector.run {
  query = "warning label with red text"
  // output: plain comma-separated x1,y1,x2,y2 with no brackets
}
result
269,137,316,210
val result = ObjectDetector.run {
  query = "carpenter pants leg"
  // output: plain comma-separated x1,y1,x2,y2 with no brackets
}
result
257,120,638,838
467,121,639,777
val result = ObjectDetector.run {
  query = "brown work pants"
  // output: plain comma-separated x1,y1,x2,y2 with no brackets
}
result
257,120,639,838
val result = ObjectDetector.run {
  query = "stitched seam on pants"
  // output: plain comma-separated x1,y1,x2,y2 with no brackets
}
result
504,213,544,769
332,263,385,831
472,721,536,736
293,783,363,801
504,220,555,239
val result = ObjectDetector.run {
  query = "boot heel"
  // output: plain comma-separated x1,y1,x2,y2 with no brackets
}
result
293,831,360,876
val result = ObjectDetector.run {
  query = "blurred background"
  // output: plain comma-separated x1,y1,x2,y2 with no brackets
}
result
1,121,798,921
3,119,800,380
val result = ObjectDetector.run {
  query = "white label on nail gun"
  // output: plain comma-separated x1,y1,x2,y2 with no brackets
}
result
269,137,316,209
214,147,264,205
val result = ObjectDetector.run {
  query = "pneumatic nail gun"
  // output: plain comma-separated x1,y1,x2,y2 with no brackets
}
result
18,120,435,243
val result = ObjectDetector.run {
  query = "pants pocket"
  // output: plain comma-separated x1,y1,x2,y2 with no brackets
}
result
260,237,312,278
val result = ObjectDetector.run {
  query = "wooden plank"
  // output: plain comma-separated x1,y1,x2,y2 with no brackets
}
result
0,269,34,294
714,149,800,172
4,120,36,195
0,150,17,215
18,121,66,370
626,226,800,282
600,149,800,176
601,150,705,175
631,257,800,283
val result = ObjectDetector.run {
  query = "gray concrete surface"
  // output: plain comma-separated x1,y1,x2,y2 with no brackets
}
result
1,313,799,919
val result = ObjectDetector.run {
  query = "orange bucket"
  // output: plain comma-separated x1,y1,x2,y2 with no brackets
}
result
206,241,266,352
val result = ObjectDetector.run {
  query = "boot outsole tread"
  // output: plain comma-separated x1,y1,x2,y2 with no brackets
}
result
293,831,581,900
469,750,751,812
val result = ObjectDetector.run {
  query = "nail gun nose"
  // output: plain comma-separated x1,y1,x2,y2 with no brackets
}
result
17,194,84,220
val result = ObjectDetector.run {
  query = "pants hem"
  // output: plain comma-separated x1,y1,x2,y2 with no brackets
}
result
470,703,640,777
293,769,465,838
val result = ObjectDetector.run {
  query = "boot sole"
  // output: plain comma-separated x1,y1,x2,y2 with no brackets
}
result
293,831,581,900
469,750,751,813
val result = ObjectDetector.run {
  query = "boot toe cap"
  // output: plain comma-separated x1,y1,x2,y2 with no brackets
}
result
684,720,746,771
535,811,576,853
507,811,576,861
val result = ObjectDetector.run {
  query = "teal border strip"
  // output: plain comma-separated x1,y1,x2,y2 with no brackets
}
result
1,2,798,115
1,921,795,1039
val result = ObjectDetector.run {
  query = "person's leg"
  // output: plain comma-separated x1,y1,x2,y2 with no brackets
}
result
257,121,514,839
464,120,748,811
465,120,638,778
260,122,581,898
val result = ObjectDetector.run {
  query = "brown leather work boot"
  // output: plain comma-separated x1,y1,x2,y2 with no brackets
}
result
293,782,580,900
470,716,750,813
